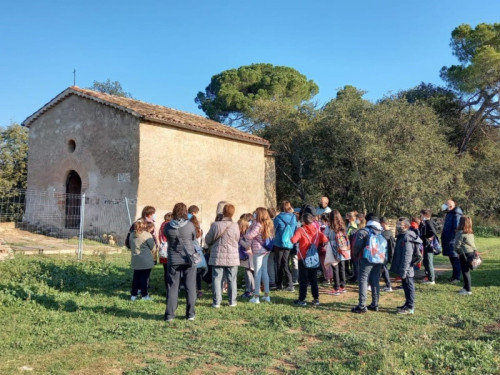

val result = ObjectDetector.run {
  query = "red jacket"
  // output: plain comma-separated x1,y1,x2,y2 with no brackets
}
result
291,223,328,260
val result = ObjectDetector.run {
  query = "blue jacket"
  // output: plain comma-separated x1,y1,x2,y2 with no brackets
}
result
441,207,463,257
273,212,297,249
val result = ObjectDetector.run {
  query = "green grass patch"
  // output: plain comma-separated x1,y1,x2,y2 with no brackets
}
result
0,238,499,374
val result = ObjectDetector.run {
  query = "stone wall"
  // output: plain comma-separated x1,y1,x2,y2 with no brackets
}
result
137,121,270,235
25,95,140,235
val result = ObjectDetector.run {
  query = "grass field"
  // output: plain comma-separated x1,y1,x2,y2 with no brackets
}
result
0,238,499,374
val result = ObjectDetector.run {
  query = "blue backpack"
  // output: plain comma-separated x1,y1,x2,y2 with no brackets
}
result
278,215,294,249
300,228,320,268
362,228,388,264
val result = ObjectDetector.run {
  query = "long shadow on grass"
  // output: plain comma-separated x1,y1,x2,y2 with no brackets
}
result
34,261,133,297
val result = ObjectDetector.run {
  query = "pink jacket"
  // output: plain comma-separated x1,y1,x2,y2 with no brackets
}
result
244,222,268,256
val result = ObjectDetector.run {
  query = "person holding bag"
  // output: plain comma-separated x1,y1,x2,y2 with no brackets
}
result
291,212,328,306
205,204,241,308
244,207,274,304
454,216,477,295
163,202,197,321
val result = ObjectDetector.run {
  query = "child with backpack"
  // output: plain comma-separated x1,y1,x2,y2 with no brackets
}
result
291,212,328,306
273,201,297,292
324,210,350,296
351,213,387,313
391,218,423,314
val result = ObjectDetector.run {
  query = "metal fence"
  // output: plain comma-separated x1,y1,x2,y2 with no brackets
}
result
0,188,134,259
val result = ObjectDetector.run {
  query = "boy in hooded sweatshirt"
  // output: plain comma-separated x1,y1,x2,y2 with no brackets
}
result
391,218,423,315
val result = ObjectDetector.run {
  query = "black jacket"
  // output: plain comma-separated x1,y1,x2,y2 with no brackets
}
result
382,229,396,264
420,219,438,253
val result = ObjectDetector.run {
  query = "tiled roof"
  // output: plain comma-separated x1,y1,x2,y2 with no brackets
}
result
22,86,270,147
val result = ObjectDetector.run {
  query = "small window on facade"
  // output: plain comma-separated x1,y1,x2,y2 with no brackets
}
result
67,139,76,153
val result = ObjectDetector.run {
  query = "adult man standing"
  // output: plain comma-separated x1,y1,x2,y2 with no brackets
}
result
316,196,332,216
441,199,463,283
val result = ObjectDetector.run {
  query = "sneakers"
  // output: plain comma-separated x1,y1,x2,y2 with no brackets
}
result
312,299,320,306
187,317,195,321
449,278,460,284
240,292,252,298
327,289,341,296
367,285,372,292
339,287,347,294
142,295,153,301
367,304,379,311
212,304,221,308
285,286,295,292
382,286,393,292
458,288,472,295
269,284,278,290
262,296,271,303
130,295,137,301
294,300,307,306
422,280,435,285
351,305,368,314
229,303,237,307
293,281,299,286
249,296,260,304
397,306,414,314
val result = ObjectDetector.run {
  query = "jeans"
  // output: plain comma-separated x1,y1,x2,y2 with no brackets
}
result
298,260,319,301
244,268,254,293
459,253,472,291
332,260,346,289
131,268,152,297
274,247,293,288
449,256,462,280
423,250,435,282
253,252,270,295
165,264,197,320
212,266,238,305
267,252,277,285
352,258,359,280
357,258,381,308
380,264,391,288
402,276,415,309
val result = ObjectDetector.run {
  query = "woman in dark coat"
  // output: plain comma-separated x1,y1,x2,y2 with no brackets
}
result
164,202,197,321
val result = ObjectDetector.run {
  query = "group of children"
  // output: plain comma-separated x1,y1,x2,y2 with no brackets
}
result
127,200,479,317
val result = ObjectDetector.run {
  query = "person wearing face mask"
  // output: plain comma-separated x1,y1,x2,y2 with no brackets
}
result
391,218,422,315
440,200,463,283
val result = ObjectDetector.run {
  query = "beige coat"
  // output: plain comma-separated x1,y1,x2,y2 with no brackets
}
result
205,218,240,267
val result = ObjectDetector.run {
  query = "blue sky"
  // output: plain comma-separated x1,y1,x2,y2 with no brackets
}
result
1,0,499,127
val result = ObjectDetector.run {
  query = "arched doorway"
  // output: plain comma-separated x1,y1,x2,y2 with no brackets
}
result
65,170,82,229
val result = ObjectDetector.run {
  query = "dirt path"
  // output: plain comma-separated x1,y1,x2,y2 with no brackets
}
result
0,222,122,259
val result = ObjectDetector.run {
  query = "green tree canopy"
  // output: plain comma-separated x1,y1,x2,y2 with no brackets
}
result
88,79,132,98
195,63,318,130
0,123,28,191
440,23,500,153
